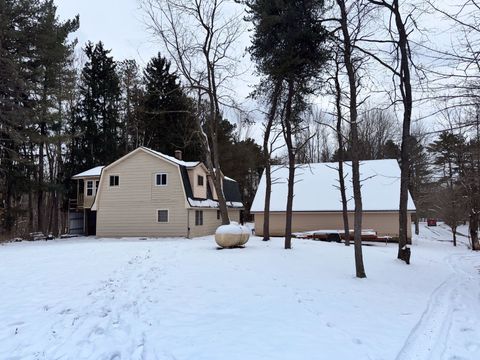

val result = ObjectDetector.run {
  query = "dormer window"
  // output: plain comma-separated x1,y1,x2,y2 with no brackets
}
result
197,175,204,186
156,173,168,186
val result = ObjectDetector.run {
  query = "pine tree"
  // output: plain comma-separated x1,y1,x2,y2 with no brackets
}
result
77,41,121,168
246,0,329,249
141,53,199,159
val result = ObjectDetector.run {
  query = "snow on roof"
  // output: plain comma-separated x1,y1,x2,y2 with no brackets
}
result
143,147,200,168
72,166,104,179
250,159,416,213
223,175,237,182
188,198,244,208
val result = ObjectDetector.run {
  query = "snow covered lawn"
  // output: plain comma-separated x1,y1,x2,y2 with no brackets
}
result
1,224,480,360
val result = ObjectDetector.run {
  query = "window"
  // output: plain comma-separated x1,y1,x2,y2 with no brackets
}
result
86,181,94,196
197,175,204,186
156,173,168,186
109,175,119,187
157,209,169,223
217,210,220,220
195,210,203,226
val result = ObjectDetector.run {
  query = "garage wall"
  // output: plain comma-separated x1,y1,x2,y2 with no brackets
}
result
253,211,412,239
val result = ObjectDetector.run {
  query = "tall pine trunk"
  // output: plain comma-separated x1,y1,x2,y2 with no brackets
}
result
283,79,295,250
37,122,46,233
262,80,282,241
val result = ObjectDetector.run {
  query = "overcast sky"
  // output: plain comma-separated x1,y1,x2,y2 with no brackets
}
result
56,0,158,64
55,0,463,145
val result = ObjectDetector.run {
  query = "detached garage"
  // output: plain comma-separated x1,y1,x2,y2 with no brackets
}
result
250,159,416,240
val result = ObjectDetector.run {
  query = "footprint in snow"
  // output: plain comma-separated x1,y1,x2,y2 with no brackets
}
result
466,342,480,352
352,338,362,345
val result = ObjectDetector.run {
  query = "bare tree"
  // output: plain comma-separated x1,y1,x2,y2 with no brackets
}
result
141,0,245,224
261,80,282,241
332,52,351,246
365,0,418,263
335,0,367,277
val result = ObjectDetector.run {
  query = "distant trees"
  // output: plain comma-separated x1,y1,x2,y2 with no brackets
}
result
428,132,466,246
1,1,261,238
0,0,79,236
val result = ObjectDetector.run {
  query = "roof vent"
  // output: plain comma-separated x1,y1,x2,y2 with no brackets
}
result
174,150,183,160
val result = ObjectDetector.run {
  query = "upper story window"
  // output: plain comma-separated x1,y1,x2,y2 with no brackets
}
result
86,180,94,196
156,173,168,186
197,175,204,186
109,175,119,187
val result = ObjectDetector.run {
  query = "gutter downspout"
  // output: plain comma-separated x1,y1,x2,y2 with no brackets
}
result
187,209,191,239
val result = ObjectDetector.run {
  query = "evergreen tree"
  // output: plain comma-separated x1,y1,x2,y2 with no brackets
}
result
141,53,200,159
428,132,466,246
77,41,121,168
246,0,329,248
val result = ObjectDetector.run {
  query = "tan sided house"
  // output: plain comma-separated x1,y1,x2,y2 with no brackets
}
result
69,147,243,238
250,159,416,240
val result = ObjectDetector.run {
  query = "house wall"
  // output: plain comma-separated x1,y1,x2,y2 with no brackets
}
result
82,176,100,208
96,150,189,237
188,208,241,238
253,211,412,239
187,166,208,199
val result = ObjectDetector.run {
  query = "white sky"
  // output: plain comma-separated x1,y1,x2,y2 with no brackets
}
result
56,0,158,65
55,0,467,146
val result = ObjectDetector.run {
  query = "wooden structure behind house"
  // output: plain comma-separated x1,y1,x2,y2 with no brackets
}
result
69,147,243,238
250,159,416,240
69,166,104,235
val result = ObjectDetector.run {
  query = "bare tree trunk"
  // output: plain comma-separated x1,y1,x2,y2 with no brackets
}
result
394,2,413,262
470,210,480,250
262,80,282,241
334,58,350,246
37,122,45,233
337,0,366,277
368,0,413,263
283,79,295,250
452,226,457,247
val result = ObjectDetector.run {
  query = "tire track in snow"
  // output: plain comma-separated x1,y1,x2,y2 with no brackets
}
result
395,253,480,360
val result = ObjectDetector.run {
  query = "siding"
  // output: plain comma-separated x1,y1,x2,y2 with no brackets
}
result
253,211,412,239
189,208,241,238
96,150,189,237
187,165,208,199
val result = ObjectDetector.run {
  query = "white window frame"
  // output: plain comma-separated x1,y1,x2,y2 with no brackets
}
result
86,180,94,197
109,174,120,187
155,173,168,187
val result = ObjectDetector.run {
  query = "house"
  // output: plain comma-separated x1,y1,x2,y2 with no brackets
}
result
250,159,416,240
69,147,243,238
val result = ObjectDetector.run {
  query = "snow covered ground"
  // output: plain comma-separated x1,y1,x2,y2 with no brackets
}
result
1,223,479,360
